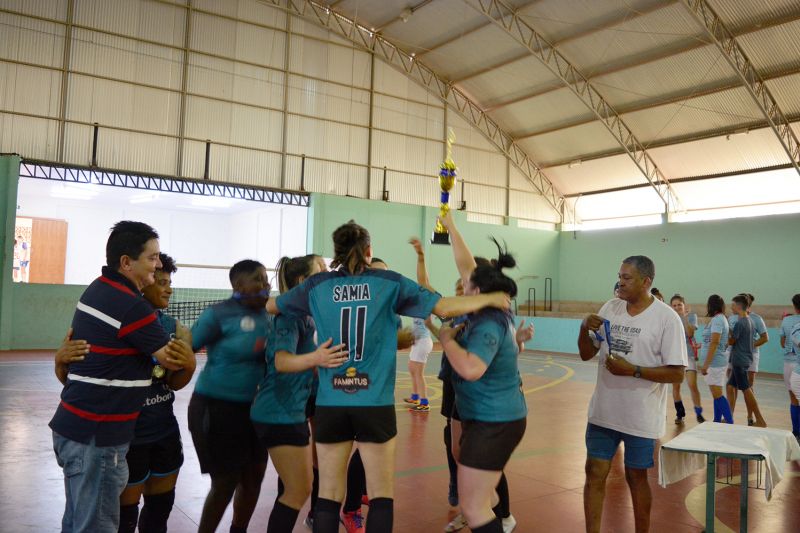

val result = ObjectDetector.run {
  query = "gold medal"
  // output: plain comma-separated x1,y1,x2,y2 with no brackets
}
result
152,365,165,379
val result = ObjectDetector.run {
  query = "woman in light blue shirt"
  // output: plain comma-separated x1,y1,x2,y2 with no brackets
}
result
699,295,733,423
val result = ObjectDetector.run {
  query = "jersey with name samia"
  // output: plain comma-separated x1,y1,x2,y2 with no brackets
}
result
192,298,268,403
277,268,441,407
251,314,317,425
132,311,179,445
49,267,170,446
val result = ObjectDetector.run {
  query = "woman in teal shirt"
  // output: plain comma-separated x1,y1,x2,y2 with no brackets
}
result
699,294,733,424
439,241,527,533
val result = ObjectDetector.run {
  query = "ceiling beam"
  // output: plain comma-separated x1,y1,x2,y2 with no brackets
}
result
485,5,800,111
468,0,684,212
453,0,676,85
681,0,800,177
515,63,800,141
265,0,567,217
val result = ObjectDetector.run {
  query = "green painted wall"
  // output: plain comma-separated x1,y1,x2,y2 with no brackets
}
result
0,155,21,349
306,193,561,302
558,214,800,306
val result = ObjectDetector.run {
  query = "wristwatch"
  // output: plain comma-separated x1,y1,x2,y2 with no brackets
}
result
633,366,642,379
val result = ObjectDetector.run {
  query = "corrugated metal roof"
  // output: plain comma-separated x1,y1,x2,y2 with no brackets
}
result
422,23,525,81
622,86,764,143
767,72,800,116
556,2,699,74
75,0,187,48
193,0,286,29
457,55,559,108
382,0,486,55
591,44,736,109
490,87,591,137
0,12,65,69
544,154,649,194
518,0,667,43
518,121,622,168
650,125,791,178
734,19,800,72
707,0,800,31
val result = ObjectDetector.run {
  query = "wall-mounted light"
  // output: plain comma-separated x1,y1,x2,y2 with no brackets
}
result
725,128,749,141
400,7,412,22
568,159,582,169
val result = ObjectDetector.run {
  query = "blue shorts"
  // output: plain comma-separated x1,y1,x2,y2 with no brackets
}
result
585,423,655,469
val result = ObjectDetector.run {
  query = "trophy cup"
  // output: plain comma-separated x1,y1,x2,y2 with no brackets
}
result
431,129,457,245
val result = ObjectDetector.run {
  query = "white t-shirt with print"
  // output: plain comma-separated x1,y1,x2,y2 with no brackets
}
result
588,298,688,439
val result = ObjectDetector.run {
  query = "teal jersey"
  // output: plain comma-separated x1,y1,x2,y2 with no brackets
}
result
780,314,800,363
451,310,527,422
191,298,268,403
700,313,729,368
276,269,441,407
729,313,768,355
684,313,699,359
251,314,316,425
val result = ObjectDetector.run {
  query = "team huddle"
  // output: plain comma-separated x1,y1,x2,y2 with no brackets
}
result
48,218,800,533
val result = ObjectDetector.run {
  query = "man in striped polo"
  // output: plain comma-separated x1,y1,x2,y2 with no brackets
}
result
50,221,187,533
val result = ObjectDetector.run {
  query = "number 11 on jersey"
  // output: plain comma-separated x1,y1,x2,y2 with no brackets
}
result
340,306,368,361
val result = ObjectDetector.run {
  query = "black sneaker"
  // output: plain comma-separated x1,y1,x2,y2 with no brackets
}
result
674,416,684,425
747,419,755,427
697,413,706,423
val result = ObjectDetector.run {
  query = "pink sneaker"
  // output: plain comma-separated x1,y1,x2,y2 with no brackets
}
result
340,509,365,533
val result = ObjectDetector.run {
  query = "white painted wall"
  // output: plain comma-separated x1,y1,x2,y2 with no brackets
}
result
15,178,307,287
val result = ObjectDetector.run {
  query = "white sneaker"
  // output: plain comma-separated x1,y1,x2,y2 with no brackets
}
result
502,514,517,533
444,513,468,532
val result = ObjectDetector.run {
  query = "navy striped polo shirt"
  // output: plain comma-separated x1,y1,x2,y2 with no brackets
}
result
49,267,171,446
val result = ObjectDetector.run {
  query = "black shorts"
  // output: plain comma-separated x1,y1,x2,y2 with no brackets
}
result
188,393,267,475
126,431,184,485
305,394,317,419
441,378,455,419
459,418,527,471
254,422,310,448
728,365,751,391
314,406,397,444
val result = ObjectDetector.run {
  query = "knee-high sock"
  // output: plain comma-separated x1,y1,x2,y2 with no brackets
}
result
716,396,734,424
492,473,510,519
119,503,139,533
444,421,457,488
310,467,320,514
267,500,300,533
138,490,175,533
675,400,686,418
365,498,393,533
712,397,721,422
343,451,366,513
313,498,340,533
790,404,800,435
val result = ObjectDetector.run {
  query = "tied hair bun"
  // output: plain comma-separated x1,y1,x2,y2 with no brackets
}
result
490,237,516,270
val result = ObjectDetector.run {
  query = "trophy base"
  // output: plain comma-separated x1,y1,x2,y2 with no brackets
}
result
431,232,450,246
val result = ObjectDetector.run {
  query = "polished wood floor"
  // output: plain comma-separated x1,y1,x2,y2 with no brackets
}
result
1,350,798,532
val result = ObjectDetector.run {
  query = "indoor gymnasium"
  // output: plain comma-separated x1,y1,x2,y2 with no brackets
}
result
1,1,800,532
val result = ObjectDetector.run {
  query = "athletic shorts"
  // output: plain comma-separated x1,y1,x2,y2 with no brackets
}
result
703,367,727,388
585,423,655,469
686,355,697,372
305,394,317,419
313,406,396,444
126,431,183,485
459,418,526,471
791,372,800,400
441,378,455,419
728,365,750,391
409,337,433,363
188,393,267,475
785,362,797,391
254,422,310,448
748,352,759,373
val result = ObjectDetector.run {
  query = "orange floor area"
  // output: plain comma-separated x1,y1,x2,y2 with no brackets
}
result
1,349,798,532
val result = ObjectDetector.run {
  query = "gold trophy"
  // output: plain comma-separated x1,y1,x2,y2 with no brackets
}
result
431,128,457,245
